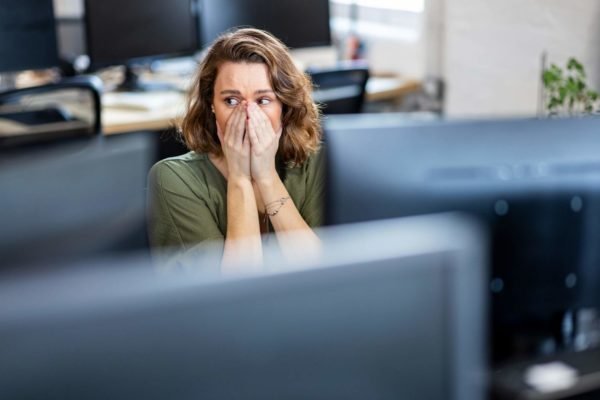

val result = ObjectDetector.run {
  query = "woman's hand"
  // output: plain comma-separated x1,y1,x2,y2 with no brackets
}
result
246,102,282,183
220,101,251,181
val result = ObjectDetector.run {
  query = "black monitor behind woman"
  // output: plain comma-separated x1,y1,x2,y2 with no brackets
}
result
147,28,325,272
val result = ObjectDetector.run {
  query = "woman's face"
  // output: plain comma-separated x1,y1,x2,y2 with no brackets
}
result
212,61,283,143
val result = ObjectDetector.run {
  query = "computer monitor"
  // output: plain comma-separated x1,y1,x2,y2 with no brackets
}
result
0,213,486,399
200,0,331,49
325,114,600,364
0,134,154,271
0,0,59,74
84,0,200,91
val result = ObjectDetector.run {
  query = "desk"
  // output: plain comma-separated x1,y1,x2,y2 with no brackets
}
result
102,76,421,135
102,91,186,135
365,76,421,103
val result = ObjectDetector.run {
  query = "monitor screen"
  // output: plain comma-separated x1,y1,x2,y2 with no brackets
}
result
84,0,199,68
0,0,59,73
325,114,600,364
0,134,154,271
200,0,331,49
0,214,486,400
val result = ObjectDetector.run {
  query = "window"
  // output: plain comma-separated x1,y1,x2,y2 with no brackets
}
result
330,0,424,14
330,0,424,41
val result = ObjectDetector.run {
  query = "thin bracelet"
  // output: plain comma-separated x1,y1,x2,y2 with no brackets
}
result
265,196,290,218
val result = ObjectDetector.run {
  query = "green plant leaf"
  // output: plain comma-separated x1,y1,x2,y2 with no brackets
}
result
542,70,557,86
543,57,599,115
550,64,563,77
558,87,567,102
567,58,584,73
548,96,562,110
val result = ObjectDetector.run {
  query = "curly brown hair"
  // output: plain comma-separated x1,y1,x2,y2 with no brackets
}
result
180,28,322,166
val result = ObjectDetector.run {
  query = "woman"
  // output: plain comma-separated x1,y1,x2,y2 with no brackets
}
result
148,28,324,272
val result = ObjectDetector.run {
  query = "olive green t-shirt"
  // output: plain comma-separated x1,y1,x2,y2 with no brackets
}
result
147,149,325,257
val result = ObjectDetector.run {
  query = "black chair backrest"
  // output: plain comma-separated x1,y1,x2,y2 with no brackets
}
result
0,75,102,153
307,62,370,115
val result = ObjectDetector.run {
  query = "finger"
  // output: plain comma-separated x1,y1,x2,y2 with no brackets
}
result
248,103,272,143
223,104,244,143
247,105,263,145
238,101,250,147
228,104,246,147
257,104,276,140
243,119,252,151
247,112,261,150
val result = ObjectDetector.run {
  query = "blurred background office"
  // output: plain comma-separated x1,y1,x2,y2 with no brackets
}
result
3,0,599,145
5,0,599,117
3,1,600,399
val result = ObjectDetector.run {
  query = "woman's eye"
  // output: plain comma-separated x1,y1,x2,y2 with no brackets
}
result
225,98,240,106
257,98,271,106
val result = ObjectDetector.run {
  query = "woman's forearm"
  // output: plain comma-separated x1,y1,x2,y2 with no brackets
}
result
257,174,321,260
221,177,262,272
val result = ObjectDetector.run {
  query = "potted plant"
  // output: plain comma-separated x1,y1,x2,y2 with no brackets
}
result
542,57,599,116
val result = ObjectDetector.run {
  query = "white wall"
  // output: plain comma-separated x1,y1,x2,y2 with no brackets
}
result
443,0,600,118
423,0,444,77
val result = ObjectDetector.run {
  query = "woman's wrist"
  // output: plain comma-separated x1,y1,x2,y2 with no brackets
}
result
254,169,280,190
228,174,253,189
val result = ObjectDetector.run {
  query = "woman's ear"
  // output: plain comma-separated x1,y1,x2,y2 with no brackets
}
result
211,104,215,114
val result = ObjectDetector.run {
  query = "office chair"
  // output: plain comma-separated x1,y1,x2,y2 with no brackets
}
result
0,75,103,153
307,61,370,115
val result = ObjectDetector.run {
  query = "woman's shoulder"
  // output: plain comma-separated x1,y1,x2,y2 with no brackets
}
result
149,151,214,187
153,151,208,167
285,144,325,181
151,151,212,173
300,143,326,172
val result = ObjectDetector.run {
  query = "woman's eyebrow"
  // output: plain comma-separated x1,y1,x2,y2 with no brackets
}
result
219,89,274,95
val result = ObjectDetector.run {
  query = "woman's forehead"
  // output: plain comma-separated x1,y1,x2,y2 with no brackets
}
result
214,61,272,90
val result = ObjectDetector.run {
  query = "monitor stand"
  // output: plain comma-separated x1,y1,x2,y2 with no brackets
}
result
114,65,178,92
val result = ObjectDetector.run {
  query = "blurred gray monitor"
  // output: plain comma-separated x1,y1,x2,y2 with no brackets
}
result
0,214,486,400
324,114,600,364
0,134,154,270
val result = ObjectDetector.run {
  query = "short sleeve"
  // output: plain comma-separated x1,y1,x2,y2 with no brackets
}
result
147,160,225,253
299,146,326,228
